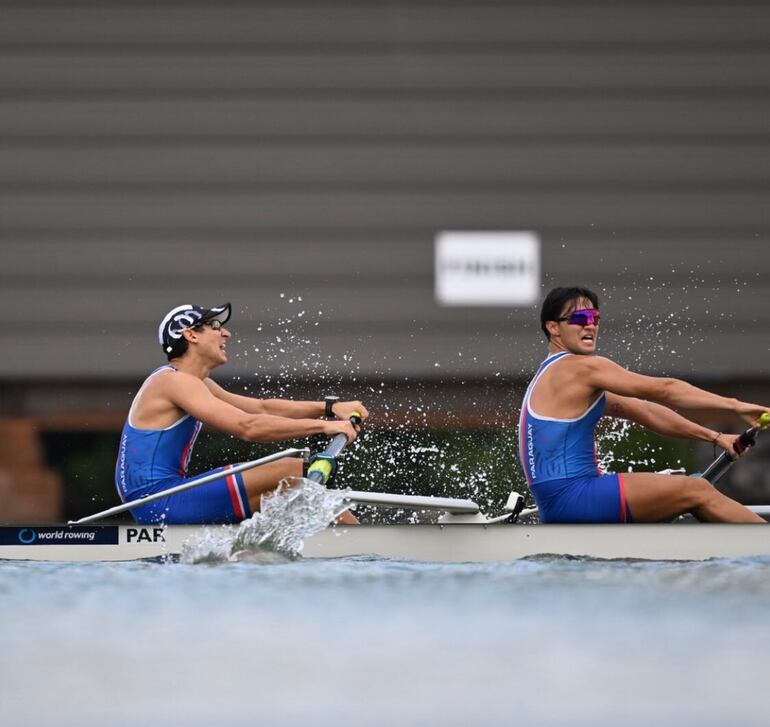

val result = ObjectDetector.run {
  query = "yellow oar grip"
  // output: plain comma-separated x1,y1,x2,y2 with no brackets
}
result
306,458,334,483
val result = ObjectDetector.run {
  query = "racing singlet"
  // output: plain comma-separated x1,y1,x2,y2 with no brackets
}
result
115,365,203,501
517,352,605,487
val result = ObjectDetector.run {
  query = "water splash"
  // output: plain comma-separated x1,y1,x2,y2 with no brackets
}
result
180,478,352,564
596,417,632,473
213,293,528,517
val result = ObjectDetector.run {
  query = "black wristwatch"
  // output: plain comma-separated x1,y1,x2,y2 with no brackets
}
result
324,395,340,419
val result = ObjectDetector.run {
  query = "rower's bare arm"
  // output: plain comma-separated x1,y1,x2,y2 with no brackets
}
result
583,357,737,412
605,392,750,458
258,398,368,421
203,379,268,413
204,379,312,417
168,374,357,443
203,379,369,421
605,392,717,442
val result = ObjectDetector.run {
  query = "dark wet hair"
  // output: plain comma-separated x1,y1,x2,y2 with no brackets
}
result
166,338,188,361
540,286,599,339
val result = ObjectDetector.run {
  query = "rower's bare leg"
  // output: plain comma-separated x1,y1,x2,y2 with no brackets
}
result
622,472,765,523
334,510,359,525
241,459,302,512
240,459,359,524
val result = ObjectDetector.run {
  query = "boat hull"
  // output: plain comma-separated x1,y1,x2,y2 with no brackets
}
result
1,523,770,562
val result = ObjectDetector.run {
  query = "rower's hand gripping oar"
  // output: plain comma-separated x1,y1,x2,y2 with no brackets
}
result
702,412,770,485
305,413,363,486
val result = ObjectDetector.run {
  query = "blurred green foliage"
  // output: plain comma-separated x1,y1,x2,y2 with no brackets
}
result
41,431,122,520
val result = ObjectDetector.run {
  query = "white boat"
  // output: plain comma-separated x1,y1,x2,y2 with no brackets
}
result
3,522,770,563
4,428,766,564
2,490,769,563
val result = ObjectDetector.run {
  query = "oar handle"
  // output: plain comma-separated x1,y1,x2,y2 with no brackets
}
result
702,412,770,485
325,413,362,458
306,413,363,484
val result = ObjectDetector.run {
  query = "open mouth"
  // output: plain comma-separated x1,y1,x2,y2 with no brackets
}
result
581,333,595,343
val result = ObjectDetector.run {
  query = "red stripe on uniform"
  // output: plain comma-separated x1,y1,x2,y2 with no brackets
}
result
618,473,628,523
178,438,194,476
178,421,202,476
224,466,246,520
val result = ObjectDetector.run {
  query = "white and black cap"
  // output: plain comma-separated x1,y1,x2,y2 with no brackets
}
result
158,303,231,355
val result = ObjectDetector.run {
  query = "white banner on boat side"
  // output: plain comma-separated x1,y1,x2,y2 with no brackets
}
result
435,231,540,306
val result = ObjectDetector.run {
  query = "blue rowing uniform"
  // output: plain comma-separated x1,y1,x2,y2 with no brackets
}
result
114,365,251,524
517,352,631,523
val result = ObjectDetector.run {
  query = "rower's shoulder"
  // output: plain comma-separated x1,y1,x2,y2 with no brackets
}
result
570,354,616,370
144,366,204,394
554,353,613,372
552,355,621,386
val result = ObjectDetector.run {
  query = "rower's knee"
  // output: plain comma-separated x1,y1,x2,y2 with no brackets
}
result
684,477,718,510
287,458,303,477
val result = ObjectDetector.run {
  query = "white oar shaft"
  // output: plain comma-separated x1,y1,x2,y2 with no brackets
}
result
69,448,308,525
344,490,479,514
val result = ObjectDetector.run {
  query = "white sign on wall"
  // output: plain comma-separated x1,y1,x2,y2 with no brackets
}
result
435,231,540,306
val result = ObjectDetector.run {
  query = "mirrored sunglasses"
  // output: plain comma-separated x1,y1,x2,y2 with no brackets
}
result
557,309,601,326
192,318,224,331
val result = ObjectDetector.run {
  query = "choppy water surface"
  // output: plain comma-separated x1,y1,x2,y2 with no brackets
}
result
1,555,769,726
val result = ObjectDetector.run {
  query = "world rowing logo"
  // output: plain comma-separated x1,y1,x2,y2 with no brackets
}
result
18,528,37,544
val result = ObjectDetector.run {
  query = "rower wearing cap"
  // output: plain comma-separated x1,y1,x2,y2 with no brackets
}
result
518,286,768,523
115,302,367,525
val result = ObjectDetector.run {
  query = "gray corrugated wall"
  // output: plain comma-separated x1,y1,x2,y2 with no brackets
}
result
2,0,769,382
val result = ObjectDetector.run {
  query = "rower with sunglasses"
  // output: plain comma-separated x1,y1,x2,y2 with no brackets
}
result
114,303,366,525
518,286,768,523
